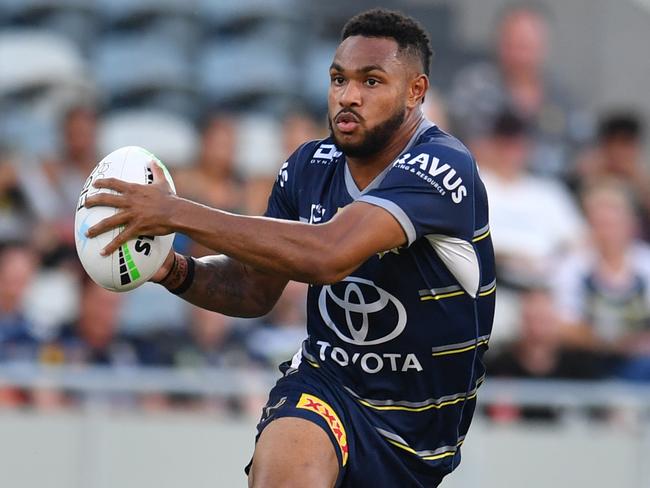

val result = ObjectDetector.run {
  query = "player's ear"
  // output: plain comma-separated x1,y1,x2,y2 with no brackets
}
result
407,74,429,109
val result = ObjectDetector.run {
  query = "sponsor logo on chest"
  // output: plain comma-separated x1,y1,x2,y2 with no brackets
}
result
394,152,467,203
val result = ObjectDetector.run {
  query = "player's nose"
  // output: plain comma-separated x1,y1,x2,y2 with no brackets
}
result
338,80,362,108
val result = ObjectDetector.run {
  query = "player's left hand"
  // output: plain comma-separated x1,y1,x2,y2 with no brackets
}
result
84,162,177,256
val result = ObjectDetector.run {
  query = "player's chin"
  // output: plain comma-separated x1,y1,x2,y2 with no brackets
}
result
333,127,364,147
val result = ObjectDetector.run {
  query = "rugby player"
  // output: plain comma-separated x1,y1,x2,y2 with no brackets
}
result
85,8,495,487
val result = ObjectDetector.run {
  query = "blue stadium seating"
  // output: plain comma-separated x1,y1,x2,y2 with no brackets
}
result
93,34,194,112
197,37,298,110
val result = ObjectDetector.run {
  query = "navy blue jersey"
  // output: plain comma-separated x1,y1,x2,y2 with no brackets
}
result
264,119,495,475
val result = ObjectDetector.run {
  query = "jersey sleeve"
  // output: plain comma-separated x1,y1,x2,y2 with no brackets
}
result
357,144,476,245
264,142,313,221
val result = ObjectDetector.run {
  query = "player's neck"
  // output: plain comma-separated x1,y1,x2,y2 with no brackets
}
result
346,112,424,191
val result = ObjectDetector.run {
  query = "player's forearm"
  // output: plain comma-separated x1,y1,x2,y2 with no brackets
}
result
169,198,348,284
169,254,281,318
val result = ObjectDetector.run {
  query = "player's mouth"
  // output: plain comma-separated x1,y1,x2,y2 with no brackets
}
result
335,112,361,133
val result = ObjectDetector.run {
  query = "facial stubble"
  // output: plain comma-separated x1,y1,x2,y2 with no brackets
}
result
329,106,406,159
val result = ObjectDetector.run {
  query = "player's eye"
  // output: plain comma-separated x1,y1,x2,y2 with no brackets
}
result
365,78,380,87
331,75,345,86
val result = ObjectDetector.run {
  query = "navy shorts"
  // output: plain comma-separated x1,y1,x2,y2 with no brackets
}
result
247,362,446,487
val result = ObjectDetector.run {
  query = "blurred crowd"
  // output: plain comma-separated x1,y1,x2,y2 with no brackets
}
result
1,3,649,419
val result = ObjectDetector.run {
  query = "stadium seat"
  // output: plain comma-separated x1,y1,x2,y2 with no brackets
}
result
0,103,58,156
0,0,97,48
197,38,298,108
0,0,92,21
0,29,87,96
144,17,200,54
93,35,193,107
98,109,199,168
95,0,194,27
301,42,338,113
198,0,298,32
95,0,199,53
39,10,98,51
236,113,283,177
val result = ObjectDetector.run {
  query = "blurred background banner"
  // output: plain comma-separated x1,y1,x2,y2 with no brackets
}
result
0,0,649,487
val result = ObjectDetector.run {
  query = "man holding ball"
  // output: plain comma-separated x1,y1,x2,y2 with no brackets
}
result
85,9,495,488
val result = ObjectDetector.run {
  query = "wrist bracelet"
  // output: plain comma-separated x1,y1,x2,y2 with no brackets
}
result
168,255,196,295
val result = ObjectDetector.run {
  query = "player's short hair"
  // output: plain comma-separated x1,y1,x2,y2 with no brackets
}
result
341,8,433,77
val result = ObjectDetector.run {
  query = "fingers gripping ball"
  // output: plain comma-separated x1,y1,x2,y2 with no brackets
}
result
74,146,176,291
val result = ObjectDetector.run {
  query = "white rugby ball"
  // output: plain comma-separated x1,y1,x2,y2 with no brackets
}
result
74,146,176,292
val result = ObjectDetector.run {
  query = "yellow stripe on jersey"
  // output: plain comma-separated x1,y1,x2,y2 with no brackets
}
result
356,391,478,413
420,290,466,301
347,375,485,413
431,338,490,357
472,230,490,243
478,284,496,297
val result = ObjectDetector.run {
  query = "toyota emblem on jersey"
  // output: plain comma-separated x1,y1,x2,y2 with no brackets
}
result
318,276,407,346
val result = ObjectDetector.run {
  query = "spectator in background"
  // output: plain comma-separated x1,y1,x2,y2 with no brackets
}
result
576,113,650,240
448,2,591,180
0,243,40,361
143,308,250,413
479,111,584,285
422,88,450,132
52,279,136,368
553,181,650,380
174,113,244,215
0,151,35,243
0,243,61,409
244,281,308,369
173,113,244,256
17,106,98,251
146,308,246,370
241,112,320,216
485,285,604,422
281,111,326,157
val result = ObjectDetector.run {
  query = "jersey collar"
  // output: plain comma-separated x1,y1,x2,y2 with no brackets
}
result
344,118,436,200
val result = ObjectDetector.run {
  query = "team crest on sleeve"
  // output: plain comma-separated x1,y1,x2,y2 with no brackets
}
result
277,161,289,188
296,393,349,466
309,204,327,223
393,152,467,203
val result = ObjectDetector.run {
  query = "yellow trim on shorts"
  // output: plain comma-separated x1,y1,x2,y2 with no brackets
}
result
296,393,348,466
384,438,464,461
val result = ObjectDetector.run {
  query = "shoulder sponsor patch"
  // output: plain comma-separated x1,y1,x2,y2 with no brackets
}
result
296,393,349,466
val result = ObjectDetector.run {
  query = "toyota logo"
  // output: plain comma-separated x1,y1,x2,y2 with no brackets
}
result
318,277,407,346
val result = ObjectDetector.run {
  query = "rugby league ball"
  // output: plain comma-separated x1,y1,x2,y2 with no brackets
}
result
74,146,176,292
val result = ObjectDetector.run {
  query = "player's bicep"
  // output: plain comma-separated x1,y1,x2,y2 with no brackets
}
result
316,201,407,281
244,263,291,304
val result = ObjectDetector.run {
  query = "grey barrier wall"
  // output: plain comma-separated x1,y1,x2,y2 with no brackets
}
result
1,366,650,487
0,409,646,488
